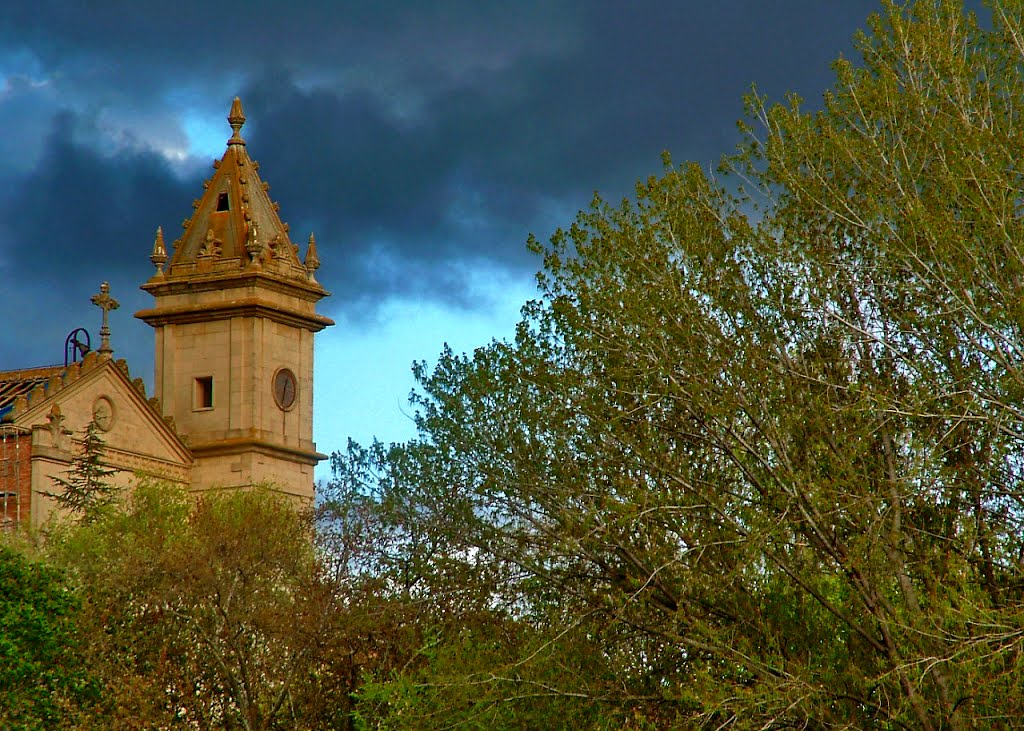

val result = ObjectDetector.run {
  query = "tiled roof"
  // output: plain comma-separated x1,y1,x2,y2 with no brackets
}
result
0,365,65,418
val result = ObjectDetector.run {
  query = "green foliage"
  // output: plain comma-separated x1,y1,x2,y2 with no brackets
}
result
43,419,117,524
329,2,1024,728
46,482,362,731
0,543,98,730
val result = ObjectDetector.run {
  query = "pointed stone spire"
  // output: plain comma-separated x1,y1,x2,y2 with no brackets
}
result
227,96,246,146
304,233,321,282
140,98,319,286
91,282,120,357
150,227,168,276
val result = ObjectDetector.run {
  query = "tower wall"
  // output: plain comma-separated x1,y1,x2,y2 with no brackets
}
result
151,308,319,499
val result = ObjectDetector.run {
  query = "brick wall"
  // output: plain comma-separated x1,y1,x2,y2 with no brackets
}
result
0,430,32,528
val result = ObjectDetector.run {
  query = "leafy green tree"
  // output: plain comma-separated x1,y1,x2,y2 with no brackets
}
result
48,483,369,731
333,2,1024,728
0,543,99,730
43,419,117,523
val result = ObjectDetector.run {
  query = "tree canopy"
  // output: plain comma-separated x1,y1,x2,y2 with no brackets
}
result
325,1,1024,728
45,483,366,731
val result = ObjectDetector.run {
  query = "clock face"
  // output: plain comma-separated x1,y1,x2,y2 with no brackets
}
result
273,368,297,410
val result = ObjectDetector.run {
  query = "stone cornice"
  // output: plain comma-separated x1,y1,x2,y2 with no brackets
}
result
104,446,191,483
30,445,72,464
135,298,335,331
29,444,190,484
189,437,327,465
141,266,329,302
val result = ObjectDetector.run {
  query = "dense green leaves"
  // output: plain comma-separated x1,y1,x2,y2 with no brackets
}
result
40,483,378,731
0,544,97,730
331,2,1024,728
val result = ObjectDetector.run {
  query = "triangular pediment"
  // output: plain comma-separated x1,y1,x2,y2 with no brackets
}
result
13,356,192,482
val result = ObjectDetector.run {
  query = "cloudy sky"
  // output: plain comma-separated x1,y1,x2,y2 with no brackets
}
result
0,1,888,472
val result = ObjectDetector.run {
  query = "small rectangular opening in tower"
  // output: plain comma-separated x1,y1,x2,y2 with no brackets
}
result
194,376,214,410
216,192,230,211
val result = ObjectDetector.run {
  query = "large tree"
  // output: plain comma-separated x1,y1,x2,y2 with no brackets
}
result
329,1,1024,728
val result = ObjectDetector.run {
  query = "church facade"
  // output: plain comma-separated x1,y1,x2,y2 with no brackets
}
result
0,99,332,529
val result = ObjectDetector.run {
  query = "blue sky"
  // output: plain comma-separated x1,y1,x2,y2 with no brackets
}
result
0,1,892,481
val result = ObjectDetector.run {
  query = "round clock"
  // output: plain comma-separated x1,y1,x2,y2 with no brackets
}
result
273,368,297,410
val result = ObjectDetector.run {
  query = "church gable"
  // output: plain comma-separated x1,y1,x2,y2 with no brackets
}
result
14,355,192,485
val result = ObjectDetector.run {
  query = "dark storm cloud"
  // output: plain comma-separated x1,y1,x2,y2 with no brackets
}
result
1,0,887,368
233,1,881,308
0,0,576,106
4,112,193,276
0,110,196,371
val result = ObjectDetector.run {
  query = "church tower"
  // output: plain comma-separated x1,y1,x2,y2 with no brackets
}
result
135,98,333,501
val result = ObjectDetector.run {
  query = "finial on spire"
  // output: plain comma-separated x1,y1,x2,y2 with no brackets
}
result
227,97,246,145
91,282,120,357
245,219,263,267
150,227,168,276
304,233,321,282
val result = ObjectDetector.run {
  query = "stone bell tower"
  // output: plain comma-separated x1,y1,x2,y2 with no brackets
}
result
135,98,333,501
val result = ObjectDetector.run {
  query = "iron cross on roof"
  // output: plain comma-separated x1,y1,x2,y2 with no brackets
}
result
90,281,120,356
